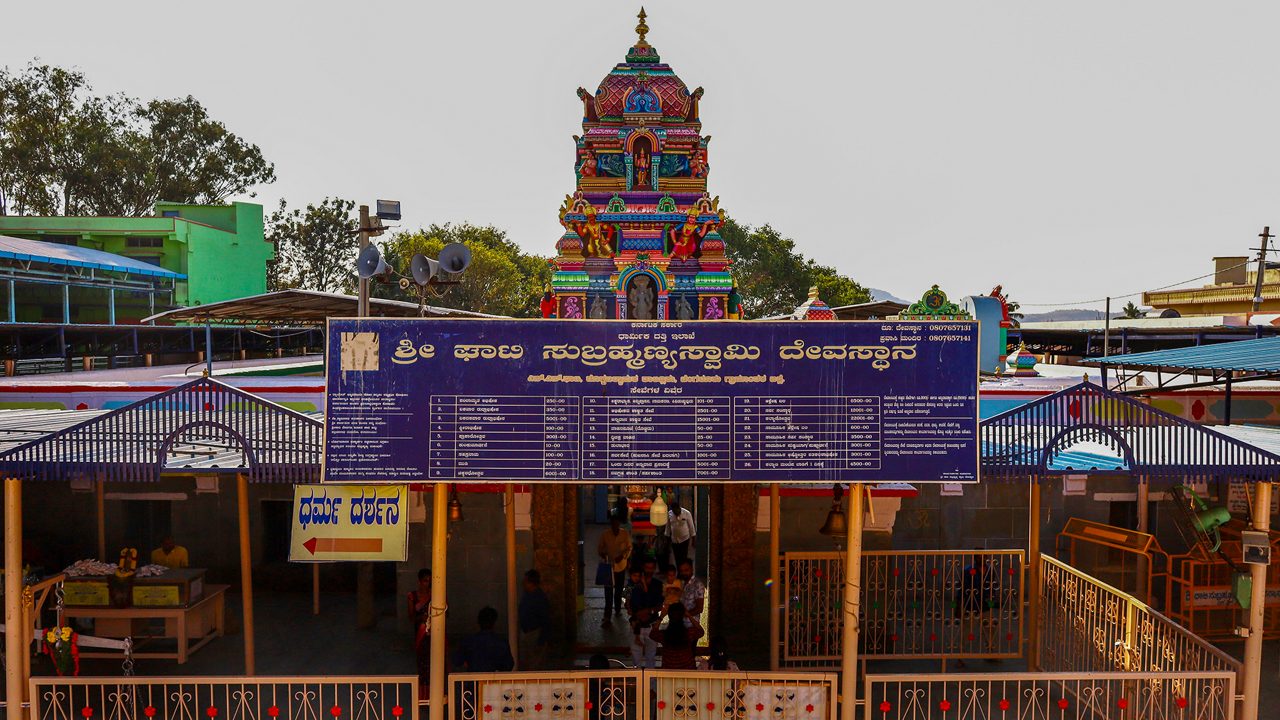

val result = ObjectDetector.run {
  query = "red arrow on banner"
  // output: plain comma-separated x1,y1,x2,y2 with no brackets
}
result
302,537,384,555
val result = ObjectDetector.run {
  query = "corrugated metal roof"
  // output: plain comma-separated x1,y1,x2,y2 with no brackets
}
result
1089,336,1280,373
0,234,186,280
142,289,500,325
1207,425,1280,457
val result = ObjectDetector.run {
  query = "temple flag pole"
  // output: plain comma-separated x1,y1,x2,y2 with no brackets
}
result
5,478,24,716
236,473,256,675
506,483,519,668
429,483,449,720
839,484,864,720
769,483,781,670
1240,481,1272,720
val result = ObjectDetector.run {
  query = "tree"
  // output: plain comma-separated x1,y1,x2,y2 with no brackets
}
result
267,198,357,294
0,61,274,216
373,223,551,317
1121,301,1144,319
720,217,871,318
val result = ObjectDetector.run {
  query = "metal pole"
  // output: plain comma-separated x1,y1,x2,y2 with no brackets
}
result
1240,481,1272,720
505,483,518,668
96,476,106,561
205,322,213,377
429,483,449,720
236,473,256,675
1103,297,1111,357
1136,477,1150,602
357,205,371,318
7,279,14,322
839,484,863,720
769,483,781,670
1224,377,1234,425
5,478,24,716
107,287,115,326
1027,477,1041,670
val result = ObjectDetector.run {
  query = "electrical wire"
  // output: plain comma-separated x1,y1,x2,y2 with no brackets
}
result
1017,258,1260,308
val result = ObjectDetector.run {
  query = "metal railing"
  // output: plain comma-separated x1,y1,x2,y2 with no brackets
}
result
783,550,1024,667
1039,555,1242,677
865,671,1237,720
449,670,838,720
29,676,419,720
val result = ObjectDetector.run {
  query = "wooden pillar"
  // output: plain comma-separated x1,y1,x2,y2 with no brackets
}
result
505,484,519,668
839,485,864,720
236,473,256,675
1240,481,1272,720
429,483,449,720
768,484,781,670
5,478,24,716
95,477,106,561
1027,476,1041,670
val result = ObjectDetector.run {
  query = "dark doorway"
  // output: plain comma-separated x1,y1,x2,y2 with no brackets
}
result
261,499,292,563
121,500,173,555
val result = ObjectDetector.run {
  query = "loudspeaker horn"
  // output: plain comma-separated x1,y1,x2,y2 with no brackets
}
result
411,253,440,286
438,242,472,275
356,244,389,280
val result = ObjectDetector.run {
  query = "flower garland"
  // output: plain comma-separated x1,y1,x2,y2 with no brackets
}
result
42,626,79,676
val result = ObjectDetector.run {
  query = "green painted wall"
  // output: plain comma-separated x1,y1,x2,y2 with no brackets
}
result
0,201,273,309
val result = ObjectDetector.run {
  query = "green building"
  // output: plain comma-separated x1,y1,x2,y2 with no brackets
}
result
0,201,271,323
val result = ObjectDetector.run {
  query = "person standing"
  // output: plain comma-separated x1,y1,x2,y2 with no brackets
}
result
649,602,704,670
518,569,551,670
677,559,706,618
597,514,632,623
407,569,432,692
628,560,663,668
667,499,696,569
150,536,189,569
453,607,514,672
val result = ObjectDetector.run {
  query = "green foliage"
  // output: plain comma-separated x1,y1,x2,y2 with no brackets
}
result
1121,301,1144,319
267,198,357,294
374,223,551,318
0,61,274,216
720,217,870,318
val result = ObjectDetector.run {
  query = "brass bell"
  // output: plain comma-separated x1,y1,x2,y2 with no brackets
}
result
447,485,464,523
819,484,847,537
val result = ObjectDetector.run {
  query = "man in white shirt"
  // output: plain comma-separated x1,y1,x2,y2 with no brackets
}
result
667,498,696,569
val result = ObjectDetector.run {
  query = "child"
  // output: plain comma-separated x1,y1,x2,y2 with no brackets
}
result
662,567,684,609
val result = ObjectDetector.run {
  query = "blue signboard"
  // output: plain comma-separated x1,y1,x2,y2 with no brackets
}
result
324,319,979,484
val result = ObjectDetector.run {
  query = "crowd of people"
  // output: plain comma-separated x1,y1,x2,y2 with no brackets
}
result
407,494,736,691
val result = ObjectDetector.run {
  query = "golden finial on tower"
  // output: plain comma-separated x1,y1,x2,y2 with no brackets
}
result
635,7,650,47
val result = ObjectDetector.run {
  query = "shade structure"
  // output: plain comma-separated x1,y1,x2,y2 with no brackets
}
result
0,376,322,483
980,380,1280,483
1088,335,1280,374
0,234,186,280
142,289,501,325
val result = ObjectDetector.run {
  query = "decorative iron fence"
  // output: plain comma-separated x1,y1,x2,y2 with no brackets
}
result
1039,556,1242,677
448,670,838,720
29,676,419,720
864,671,1236,720
783,550,1024,667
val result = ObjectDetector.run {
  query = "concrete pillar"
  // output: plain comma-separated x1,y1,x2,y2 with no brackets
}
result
5,478,24,715
236,473,256,675
709,484,758,654
532,484,577,657
839,486,864,720
429,484,449,720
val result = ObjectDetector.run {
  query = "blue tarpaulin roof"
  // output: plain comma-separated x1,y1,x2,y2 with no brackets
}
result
1089,336,1280,373
0,234,185,280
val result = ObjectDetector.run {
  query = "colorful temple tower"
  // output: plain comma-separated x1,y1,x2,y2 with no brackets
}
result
545,9,736,320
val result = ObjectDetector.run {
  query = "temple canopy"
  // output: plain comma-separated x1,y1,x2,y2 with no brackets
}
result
0,376,322,483
980,380,1280,482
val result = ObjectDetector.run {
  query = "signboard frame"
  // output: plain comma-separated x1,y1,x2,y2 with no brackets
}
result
322,318,981,486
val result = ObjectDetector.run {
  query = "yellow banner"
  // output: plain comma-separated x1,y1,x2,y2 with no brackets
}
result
288,485,408,562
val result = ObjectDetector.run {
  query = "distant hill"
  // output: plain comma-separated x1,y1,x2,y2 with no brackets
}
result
1021,308,1105,323
869,288,909,304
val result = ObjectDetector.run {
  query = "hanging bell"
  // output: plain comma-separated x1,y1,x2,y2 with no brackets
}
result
820,507,848,537
819,483,847,537
447,485,464,523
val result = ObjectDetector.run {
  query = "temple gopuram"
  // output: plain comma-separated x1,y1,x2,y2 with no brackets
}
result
544,9,738,321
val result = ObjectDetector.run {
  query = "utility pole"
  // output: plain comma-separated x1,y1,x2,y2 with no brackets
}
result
1251,226,1272,313
357,204,372,318
1103,296,1111,358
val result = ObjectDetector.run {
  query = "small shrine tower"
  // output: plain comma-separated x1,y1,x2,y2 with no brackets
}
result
545,9,736,320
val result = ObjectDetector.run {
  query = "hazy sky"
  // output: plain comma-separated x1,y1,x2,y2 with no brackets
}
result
6,1,1279,308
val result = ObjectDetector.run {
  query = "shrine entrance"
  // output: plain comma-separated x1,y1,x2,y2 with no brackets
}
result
574,484,712,658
